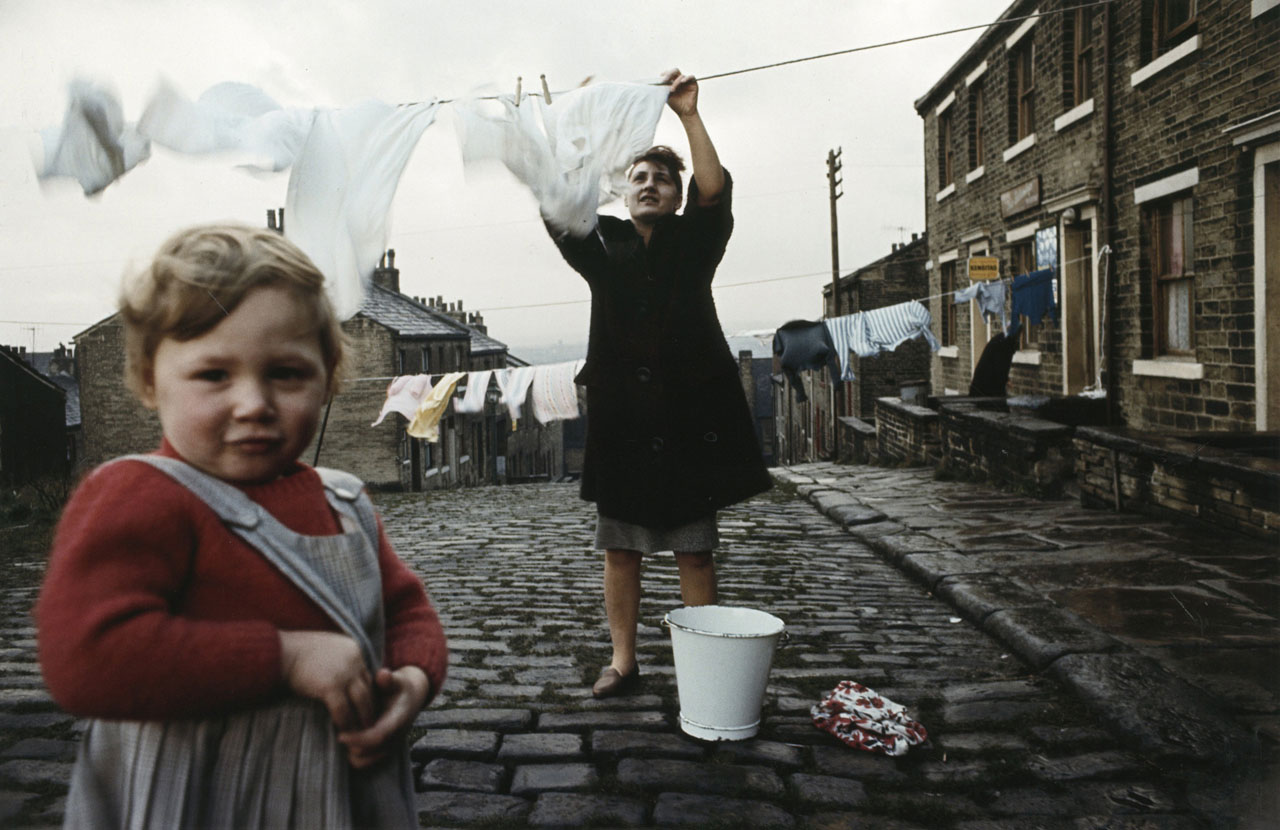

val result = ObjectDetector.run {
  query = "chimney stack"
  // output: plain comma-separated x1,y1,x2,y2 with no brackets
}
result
370,247,400,292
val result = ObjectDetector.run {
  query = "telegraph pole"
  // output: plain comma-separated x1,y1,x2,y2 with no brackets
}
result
827,148,843,460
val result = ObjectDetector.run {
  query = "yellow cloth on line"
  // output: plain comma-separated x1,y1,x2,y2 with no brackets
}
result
407,372,465,441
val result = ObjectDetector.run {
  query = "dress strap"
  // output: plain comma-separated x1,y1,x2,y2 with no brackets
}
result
113,455,383,671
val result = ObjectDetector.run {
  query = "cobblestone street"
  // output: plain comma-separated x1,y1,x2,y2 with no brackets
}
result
0,475,1265,827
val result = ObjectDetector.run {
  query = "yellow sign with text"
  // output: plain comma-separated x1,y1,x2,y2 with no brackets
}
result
967,256,1000,281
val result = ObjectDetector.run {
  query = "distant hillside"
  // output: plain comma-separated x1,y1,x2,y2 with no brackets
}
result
508,341,588,365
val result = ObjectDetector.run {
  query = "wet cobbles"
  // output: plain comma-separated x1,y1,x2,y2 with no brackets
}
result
0,477,1258,827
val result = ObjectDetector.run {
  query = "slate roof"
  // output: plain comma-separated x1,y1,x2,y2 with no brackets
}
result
360,285,508,356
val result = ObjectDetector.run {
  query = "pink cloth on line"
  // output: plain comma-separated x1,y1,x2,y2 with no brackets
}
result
371,374,433,427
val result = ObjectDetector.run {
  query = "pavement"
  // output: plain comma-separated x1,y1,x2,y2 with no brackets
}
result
0,462,1277,828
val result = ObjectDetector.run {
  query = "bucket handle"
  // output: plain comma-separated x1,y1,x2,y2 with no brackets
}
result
661,617,790,645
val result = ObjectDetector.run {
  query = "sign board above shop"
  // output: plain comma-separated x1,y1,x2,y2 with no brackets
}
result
967,256,1000,281
1000,176,1041,217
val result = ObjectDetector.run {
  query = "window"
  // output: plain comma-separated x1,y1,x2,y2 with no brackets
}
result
968,82,985,169
1148,196,1195,355
1065,6,1094,108
940,262,957,346
1153,0,1197,56
1009,241,1038,348
420,346,429,374
1009,40,1036,143
938,110,954,189
397,348,406,374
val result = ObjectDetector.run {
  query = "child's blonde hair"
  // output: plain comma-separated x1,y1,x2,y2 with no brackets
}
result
120,223,347,399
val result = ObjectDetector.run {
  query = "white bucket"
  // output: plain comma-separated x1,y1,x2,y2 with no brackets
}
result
664,605,786,741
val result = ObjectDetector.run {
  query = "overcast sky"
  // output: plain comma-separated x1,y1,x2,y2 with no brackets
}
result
0,0,1011,358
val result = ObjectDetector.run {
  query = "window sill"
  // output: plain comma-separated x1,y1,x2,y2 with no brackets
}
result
1003,133,1036,162
939,346,959,359
1132,358,1204,379
935,182,957,202
1256,0,1280,17
966,165,986,184
1054,98,1095,132
1131,35,1201,87
1012,349,1042,366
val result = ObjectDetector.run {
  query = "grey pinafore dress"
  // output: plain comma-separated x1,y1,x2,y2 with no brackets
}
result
62,456,417,830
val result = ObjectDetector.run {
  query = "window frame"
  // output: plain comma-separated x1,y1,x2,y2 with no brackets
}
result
1008,241,1038,349
1154,0,1198,56
938,110,954,189
1148,195,1196,357
940,261,957,347
1009,39,1036,144
1071,6,1094,107
968,81,985,170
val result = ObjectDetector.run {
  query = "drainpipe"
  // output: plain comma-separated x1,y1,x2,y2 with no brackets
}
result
1101,0,1116,427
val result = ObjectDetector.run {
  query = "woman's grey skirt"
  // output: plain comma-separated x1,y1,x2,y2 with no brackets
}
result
595,512,718,554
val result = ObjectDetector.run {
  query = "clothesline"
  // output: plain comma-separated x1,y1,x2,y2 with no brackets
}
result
421,1,1115,104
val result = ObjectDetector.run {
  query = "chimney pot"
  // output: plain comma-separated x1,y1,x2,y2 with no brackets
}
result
387,249,395,268
911,232,918,242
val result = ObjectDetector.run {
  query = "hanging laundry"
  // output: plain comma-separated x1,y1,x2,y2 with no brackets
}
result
952,279,1009,330
824,312,875,379
773,320,841,402
33,80,151,196
454,81,669,237
408,372,465,441
811,680,928,757
494,366,537,423
530,360,585,424
285,98,441,320
371,374,434,427
861,300,941,354
1009,268,1058,331
138,80,316,173
453,369,494,415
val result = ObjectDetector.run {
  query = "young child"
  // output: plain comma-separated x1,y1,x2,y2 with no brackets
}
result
36,223,448,828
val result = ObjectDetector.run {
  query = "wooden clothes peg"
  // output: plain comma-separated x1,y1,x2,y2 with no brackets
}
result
540,74,552,105
514,76,522,106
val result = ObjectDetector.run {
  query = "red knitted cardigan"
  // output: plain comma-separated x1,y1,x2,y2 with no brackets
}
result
36,442,448,720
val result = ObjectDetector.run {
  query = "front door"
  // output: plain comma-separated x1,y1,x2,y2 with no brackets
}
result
1061,211,1098,395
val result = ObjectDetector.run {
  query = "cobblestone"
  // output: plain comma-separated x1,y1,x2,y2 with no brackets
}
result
1,468,1272,826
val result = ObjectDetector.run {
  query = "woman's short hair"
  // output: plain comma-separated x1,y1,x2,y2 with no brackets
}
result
120,223,347,399
628,145,686,197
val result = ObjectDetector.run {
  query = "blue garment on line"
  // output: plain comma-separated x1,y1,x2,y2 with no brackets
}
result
1009,269,1057,334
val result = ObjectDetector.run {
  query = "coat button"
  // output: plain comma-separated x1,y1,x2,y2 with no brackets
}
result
651,437,665,452
637,367,652,382
703,431,719,443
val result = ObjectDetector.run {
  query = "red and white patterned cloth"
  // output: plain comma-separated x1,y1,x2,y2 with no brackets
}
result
811,680,928,756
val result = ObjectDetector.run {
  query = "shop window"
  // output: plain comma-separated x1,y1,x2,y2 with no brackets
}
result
938,110,954,189
1009,241,1038,349
1148,196,1195,355
1064,6,1094,108
968,82,985,169
1008,39,1035,144
940,262,957,347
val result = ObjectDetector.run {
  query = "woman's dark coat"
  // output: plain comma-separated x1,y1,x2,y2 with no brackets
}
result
550,170,772,529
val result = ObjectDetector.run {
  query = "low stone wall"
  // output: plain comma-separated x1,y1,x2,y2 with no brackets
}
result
1074,427,1280,542
836,416,877,464
940,400,1075,496
873,397,939,466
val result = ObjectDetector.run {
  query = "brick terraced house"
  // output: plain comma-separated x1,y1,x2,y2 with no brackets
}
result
916,0,1279,430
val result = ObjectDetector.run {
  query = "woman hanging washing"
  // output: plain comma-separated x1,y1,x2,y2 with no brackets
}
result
547,69,772,697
